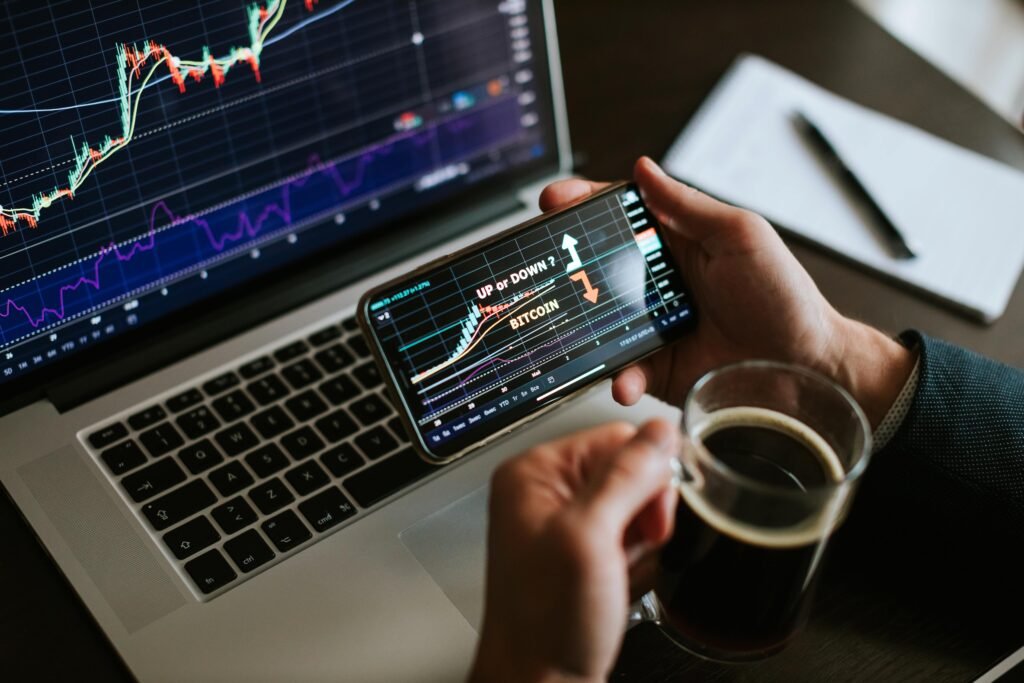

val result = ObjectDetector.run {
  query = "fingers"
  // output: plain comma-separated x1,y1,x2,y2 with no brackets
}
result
538,420,638,463
634,156,762,250
582,419,679,530
610,363,653,406
624,486,676,554
539,178,609,212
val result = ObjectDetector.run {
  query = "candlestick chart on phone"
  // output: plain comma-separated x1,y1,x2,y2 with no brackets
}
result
0,0,536,383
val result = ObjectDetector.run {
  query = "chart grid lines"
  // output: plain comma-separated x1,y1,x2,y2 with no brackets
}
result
0,0,549,382
367,185,696,455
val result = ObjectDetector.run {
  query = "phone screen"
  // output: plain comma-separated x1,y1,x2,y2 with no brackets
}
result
362,184,696,461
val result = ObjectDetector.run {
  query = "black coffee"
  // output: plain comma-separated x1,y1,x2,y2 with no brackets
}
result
656,413,842,660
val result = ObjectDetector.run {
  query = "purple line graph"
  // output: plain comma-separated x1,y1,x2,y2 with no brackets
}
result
0,98,517,342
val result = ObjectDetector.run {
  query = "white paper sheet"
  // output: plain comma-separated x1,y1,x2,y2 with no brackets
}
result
663,54,1024,322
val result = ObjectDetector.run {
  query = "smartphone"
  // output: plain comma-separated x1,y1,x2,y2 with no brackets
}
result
358,182,697,464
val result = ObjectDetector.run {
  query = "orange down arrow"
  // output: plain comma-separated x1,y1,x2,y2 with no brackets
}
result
569,270,599,304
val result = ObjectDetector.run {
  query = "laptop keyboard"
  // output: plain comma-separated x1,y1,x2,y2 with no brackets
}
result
81,315,438,599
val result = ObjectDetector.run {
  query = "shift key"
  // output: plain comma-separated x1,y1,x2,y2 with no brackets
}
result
342,448,435,508
142,479,217,531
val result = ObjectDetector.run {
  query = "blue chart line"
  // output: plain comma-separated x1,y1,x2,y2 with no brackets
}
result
0,97,521,344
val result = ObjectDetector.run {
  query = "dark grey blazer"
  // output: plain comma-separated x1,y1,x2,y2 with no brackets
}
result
869,331,1024,542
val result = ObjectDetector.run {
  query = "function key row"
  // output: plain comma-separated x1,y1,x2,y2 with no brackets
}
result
87,422,128,450
202,372,240,397
308,325,341,347
239,355,274,379
128,405,167,431
274,340,309,363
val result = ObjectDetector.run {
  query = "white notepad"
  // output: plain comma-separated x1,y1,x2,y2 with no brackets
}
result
662,54,1024,322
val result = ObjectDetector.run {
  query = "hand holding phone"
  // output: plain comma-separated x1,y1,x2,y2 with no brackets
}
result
359,182,696,463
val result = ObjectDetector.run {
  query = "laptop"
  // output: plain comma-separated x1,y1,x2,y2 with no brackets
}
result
0,1,677,680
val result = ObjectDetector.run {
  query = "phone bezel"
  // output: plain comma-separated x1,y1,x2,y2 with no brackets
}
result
358,181,697,465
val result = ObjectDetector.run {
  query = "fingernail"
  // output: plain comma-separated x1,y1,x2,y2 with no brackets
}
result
641,156,666,176
643,420,679,453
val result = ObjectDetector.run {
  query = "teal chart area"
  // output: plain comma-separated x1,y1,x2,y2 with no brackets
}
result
367,185,695,456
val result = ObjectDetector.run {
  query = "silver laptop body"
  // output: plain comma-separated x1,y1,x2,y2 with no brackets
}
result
0,2,676,680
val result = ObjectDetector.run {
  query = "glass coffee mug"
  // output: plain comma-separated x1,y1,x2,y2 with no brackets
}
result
635,361,872,662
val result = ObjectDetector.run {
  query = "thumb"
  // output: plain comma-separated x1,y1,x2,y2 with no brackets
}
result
581,419,678,531
634,156,752,249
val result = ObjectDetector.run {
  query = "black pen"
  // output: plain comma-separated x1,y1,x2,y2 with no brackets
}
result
793,111,919,259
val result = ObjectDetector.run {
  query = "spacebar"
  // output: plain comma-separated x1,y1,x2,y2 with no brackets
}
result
343,447,436,508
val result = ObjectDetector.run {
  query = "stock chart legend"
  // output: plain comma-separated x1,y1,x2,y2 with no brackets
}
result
367,187,694,456
0,0,548,385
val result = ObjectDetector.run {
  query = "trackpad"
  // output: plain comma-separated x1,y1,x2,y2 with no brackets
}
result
400,486,489,632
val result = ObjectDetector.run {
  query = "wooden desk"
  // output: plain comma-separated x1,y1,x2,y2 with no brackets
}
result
551,0,1024,680
3,0,1022,680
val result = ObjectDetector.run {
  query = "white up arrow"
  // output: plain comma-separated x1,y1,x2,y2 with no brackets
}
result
561,233,582,272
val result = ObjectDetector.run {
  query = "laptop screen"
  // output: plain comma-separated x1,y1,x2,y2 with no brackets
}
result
0,0,559,390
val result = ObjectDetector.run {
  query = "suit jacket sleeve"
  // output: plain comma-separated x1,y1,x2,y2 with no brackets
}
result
866,331,1024,540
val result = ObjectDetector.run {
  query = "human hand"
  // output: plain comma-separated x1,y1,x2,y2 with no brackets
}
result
539,158,915,426
469,420,678,683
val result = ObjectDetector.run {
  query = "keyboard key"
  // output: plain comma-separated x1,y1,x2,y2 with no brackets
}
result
314,409,358,443
88,422,128,449
321,444,365,478
343,448,435,508
164,516,220,560
281,359,323,389
387,417,409,442
352,361,382,389
250,406,295,439
347,334,370,358
176,406,221,440
178,439,224,474
214,422,260,456
285,460,329,496
142,479,217,531
211,497,258,535
122,458,186,503
238,355,274,379
166,388,203,414
202,372,239,397
313,344,354,374
100,440,147,475
281,426,325,460
248,477,294,515
349,394,391,426
340,317,359,332
318,375,360,406
224,529,275,574
247,375,290,406
274,340,309,363
299,487,357,533
262,510,312,553
139,422,185,457
127,406,167,431
208,461,254,496
211,390,256,422
355,425,400,460
284,390,328,422
245,444,290,478
185,550,237,594
308,325,341,347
